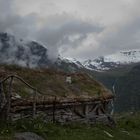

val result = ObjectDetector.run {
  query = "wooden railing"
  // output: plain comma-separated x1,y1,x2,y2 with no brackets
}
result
0,75,56,120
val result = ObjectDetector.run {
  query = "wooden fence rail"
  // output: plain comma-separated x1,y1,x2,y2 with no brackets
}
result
0,75,56,121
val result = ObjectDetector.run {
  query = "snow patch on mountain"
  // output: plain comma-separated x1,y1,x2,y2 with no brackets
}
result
56,56,84,68
83,49,140,71
104,49,140,63
1,32,140,72
63,57,84,68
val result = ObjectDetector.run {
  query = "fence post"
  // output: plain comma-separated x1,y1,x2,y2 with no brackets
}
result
33,89,37,118
0,82,2,109
52,96,56,123
6,76,13,121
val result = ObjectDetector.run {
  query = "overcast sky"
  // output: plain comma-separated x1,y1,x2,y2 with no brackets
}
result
0,0,140,60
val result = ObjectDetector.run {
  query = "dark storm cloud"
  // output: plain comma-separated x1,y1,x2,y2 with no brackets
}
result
96,16,140,57
1,0,140,60
0,0,16,32
34,14,103,59
0,0,103,59
0,0,38,38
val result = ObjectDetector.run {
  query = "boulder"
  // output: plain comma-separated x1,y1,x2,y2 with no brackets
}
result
14,132,45,140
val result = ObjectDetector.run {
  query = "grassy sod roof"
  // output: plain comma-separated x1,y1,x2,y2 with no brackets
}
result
0,65,113,101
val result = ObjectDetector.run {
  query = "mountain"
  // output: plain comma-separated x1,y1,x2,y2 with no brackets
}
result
0,32,84,72
0,32,52,68
92,63,140,112
114,64,140,112
54,56,85,72
1,32,140,73
83,49,140,71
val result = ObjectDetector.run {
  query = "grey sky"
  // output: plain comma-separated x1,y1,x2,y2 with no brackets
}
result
0,0,140,60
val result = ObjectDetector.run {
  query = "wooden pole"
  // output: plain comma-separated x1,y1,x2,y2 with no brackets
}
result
52,96,56,123
6,76,13,121
33,89,37,118
83,104,88,116
0,83,2,109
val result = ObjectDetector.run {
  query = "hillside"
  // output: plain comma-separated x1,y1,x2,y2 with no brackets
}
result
115,65,140,112
93,63,140,112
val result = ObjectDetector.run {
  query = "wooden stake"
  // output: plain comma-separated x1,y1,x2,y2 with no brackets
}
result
52,96,56,123
33,89,37,118
6,76,13,121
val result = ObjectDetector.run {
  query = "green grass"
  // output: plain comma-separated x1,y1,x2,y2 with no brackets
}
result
0,113,140,140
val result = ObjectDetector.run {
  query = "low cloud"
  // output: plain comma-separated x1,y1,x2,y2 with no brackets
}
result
1,0,140,60
35,14,103,59
0,0,39,39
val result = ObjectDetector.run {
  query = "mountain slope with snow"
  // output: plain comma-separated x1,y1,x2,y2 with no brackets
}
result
0,32,84,72
1,32,140,72
83,49,140,71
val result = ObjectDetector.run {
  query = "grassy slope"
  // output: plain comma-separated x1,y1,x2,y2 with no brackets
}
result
91,63,140,112
115,65,140,112
92,63,136,90
0,113,140,140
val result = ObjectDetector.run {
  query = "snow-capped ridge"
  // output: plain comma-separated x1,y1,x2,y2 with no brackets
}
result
83,49,140,71
57,56,84,68
1,32,140,72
